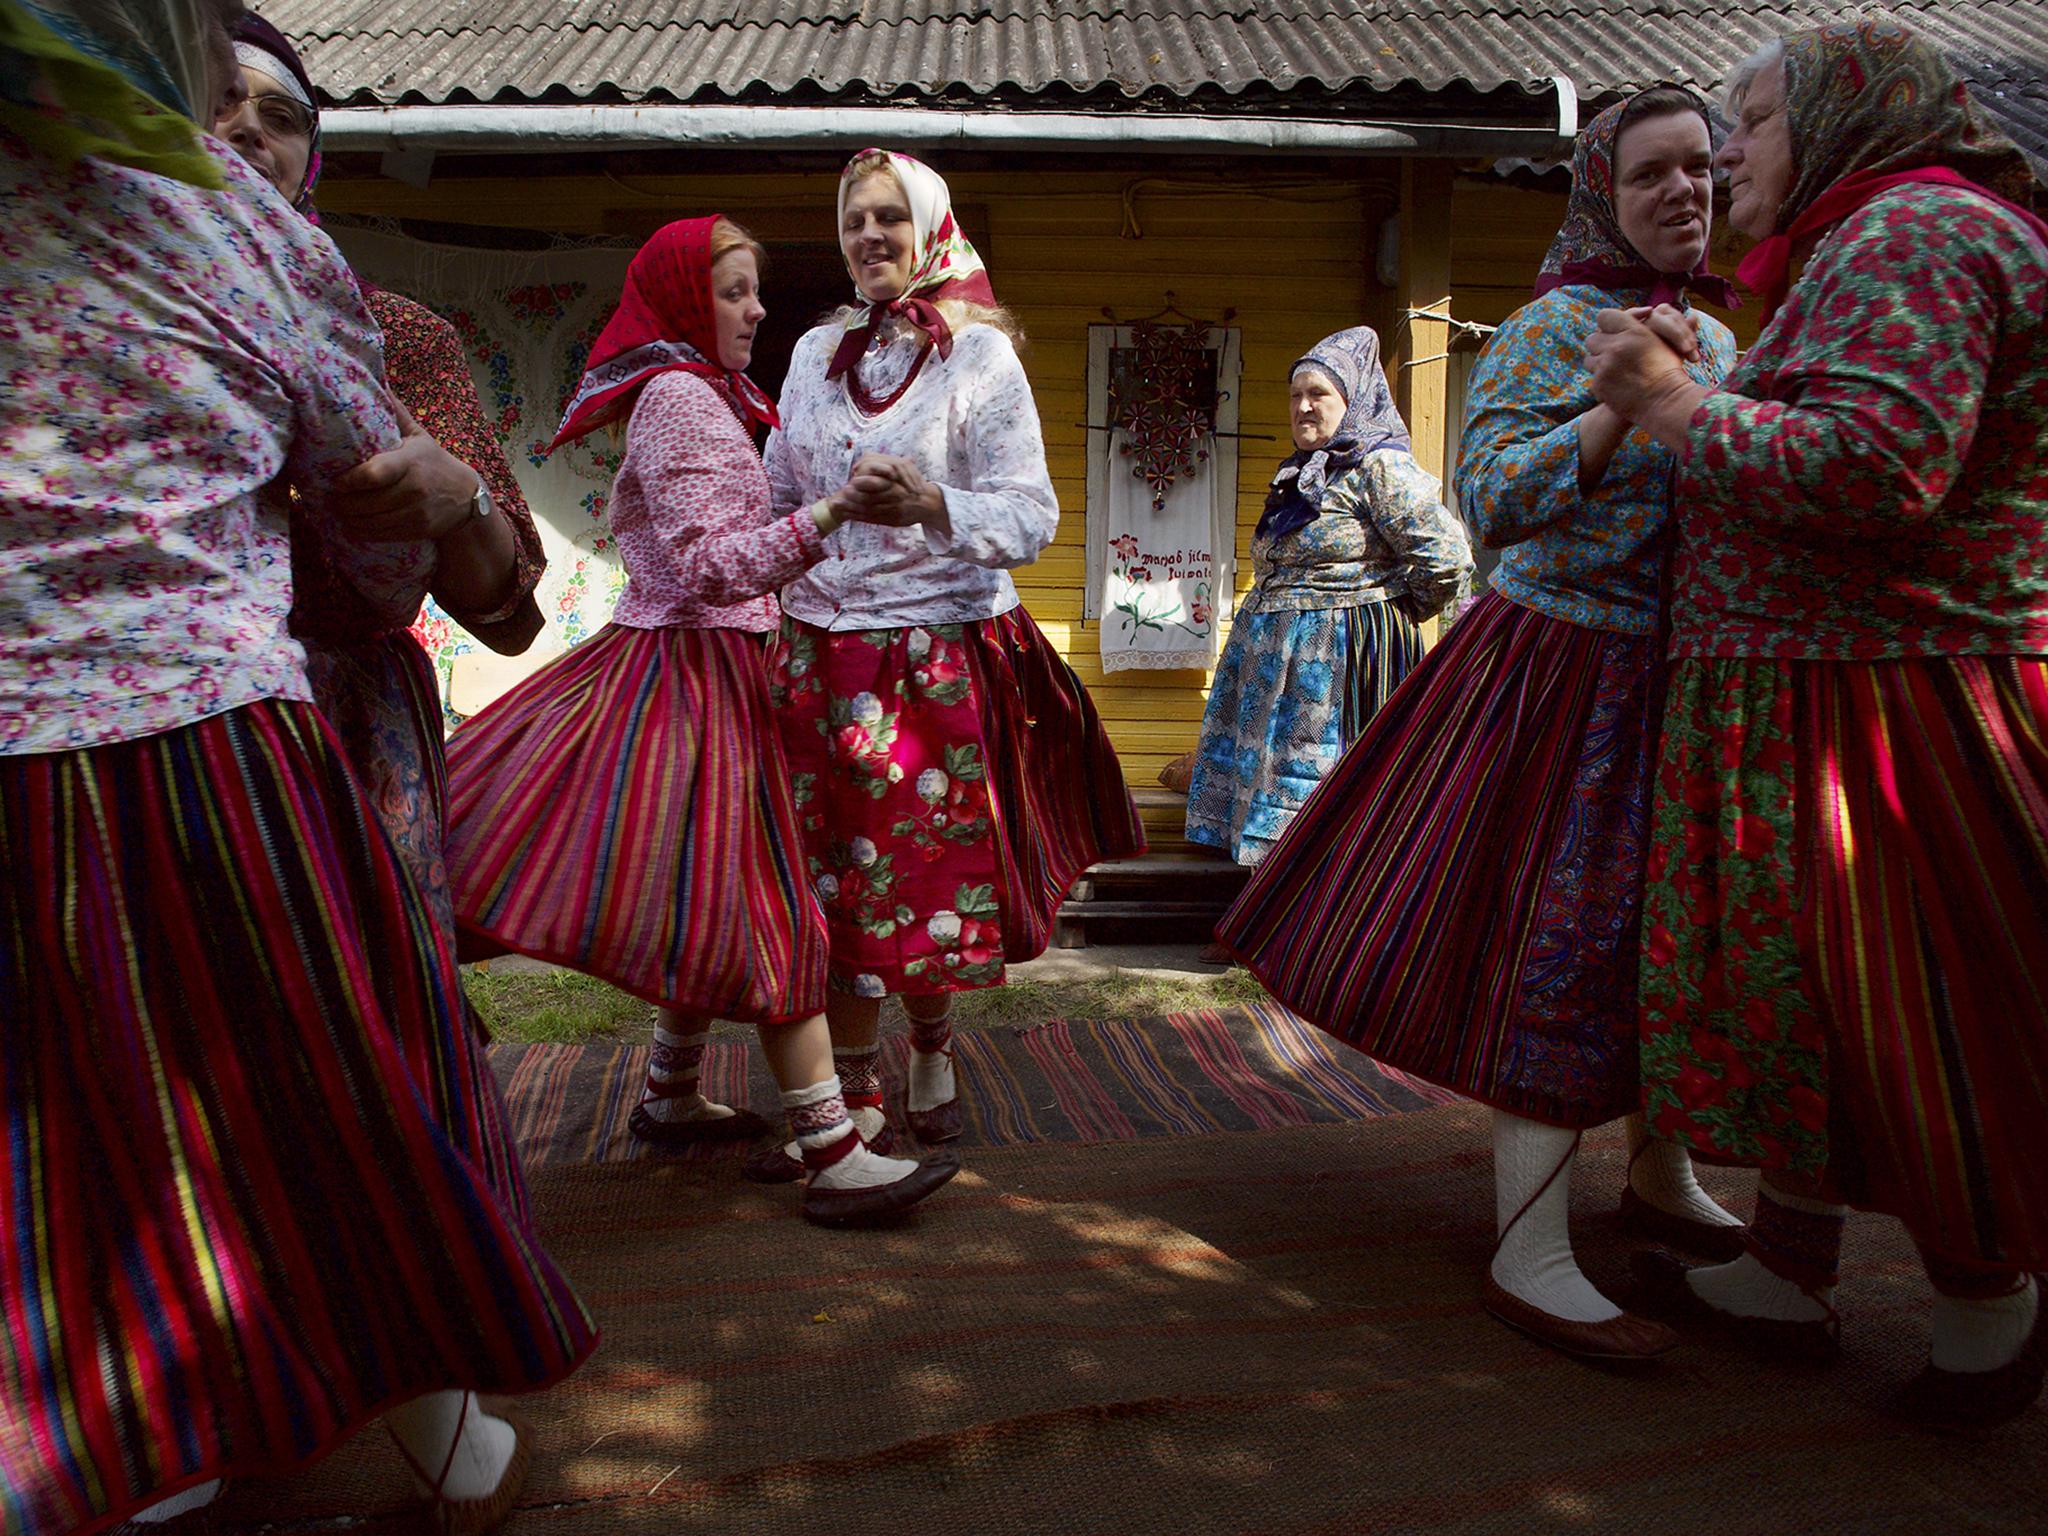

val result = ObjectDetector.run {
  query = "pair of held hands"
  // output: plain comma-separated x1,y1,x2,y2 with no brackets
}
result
1583,304,1705,421
817,453,948,532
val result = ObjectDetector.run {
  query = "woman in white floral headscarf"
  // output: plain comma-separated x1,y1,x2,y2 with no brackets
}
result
756,148,1144,1169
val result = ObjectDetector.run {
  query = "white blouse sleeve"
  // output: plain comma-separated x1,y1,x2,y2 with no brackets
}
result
921,329,1060,570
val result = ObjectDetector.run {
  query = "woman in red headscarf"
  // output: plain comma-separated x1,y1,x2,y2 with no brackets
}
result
443,216,958,1226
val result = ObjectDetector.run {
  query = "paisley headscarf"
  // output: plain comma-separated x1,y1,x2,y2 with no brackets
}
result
1256,326,1411,544
1734,20,2048,320
549,215,779,452
826,148,999,380
0,0,221,185
231,11,320,215
1534,85,1737,309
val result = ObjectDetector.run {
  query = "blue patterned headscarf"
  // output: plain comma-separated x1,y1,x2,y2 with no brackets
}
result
1257,326,1410,543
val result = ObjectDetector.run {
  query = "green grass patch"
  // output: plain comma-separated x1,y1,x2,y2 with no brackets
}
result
464,960,1272,1045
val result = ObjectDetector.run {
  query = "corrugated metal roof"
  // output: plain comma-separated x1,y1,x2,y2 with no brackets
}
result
258,0,2047,157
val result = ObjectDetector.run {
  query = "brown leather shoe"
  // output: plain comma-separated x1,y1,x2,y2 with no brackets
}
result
1481,1276,1680,1364
1628,1247,1840,1365
1618,1186,1749,1263
906,1097,963,1144
1887,1277,2046,1437
742,1122,897,1184
801,1151,962,1228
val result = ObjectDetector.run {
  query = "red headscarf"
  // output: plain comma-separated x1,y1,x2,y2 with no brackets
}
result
548,215,777,452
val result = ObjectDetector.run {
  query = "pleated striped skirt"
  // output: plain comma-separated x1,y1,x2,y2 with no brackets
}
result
1186,597,1423,866
0,701,596,1536
1639,655,2048,1270
1218,591,1661,1127
771,607,1147,996
444,622,829,1024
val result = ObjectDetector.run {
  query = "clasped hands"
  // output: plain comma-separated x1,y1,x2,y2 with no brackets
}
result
1583,303,1713,455
816,453,950,535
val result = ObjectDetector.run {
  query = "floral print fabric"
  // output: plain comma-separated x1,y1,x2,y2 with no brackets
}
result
1674,184,2048,659
772,618,1007,994
0,136,429,754
1242,451,1471,617
1456,285,1735,636
607,371,825,632
1637,659,1828,1170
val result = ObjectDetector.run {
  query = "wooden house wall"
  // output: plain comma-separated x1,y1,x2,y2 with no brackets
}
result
319,163,1399,847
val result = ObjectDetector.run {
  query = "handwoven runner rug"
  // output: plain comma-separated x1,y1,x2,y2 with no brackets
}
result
489,1002,1455,1166
210,1108,2048,1534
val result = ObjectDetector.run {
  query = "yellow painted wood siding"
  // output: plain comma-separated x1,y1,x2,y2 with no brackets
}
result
321,165,1398,847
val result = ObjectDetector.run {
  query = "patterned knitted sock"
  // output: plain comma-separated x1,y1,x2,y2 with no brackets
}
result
388,1391,516,1503
833,1045,885,1114
1625,1113,1742,1228
907,1005,956,1113
1489,1111,1621,1324
1925,1254,2039,1373
784,1077,920,1192
1685,1185,1843,1323
129,1481,223,1523
640,1022,734,1125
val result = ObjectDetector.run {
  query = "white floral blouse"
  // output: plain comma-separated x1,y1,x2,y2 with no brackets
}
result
0,136,428,754
767,322,1060,631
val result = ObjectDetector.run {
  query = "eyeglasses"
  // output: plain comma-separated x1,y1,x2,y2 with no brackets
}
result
221,93,316,140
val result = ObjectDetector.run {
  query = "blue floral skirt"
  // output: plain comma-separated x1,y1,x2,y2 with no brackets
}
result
1185,599,1420,865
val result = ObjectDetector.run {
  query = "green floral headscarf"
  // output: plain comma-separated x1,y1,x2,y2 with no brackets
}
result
1772,18,2038,233
0,0,222,186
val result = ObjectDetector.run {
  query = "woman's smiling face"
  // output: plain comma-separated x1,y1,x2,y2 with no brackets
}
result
841,171,916,303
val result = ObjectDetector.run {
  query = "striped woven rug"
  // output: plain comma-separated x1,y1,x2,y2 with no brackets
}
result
489,1002,1455,1167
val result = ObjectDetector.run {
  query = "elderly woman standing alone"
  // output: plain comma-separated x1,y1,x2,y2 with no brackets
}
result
1589,21,2048,1430
760,149,1144,1162
1184,326,1471,869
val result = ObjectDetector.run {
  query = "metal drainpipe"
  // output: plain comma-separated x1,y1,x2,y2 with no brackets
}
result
318,88,1580,168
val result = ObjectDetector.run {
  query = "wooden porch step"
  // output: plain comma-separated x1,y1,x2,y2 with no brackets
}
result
1056,846,1248,948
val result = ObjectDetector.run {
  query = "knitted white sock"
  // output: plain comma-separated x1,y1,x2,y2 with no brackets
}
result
1489,1111,1621,1324
907,1005,957,1113
1931,1277,2039,1373
1684,1185,1846,1323
387,1391,516,1503
774,1105,888,1169
640,1024,735,1124
907,1048,956,1114
129,1480,223,1523
783,1078,922,1191
1685,1253,1834,1323
1625,1114,1742,1228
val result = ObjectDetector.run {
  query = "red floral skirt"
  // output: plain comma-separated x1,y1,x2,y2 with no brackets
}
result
770,607,1144,996
1640,655,2048,1270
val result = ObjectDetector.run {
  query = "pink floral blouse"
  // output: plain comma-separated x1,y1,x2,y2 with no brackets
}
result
608,371,828,631
0,135,430,754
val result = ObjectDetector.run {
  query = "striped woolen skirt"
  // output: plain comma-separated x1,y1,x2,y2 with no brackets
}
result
1640,655,2048,1271
445,623,828,1024
771,607,1147,997
0,701,596,1536
1186,597,1423,866
1217,591,1661,1128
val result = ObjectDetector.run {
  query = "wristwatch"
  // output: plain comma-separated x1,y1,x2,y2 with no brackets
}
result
469,475,494,521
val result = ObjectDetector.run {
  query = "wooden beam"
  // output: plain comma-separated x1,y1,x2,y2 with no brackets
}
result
1394,157,1456,486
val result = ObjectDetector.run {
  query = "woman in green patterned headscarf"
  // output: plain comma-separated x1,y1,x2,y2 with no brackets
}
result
0,0,225,185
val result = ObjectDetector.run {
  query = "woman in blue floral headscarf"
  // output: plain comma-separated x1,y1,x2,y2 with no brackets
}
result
1184,326,1470,869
